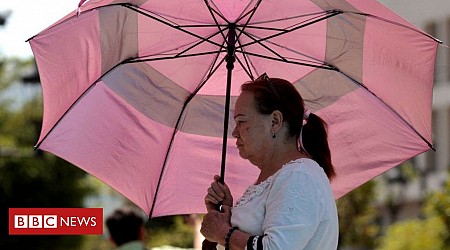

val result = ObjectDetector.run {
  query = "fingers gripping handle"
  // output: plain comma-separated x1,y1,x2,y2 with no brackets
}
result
202,175,225,249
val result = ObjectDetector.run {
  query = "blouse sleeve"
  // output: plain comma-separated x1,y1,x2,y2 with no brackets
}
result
258,165,326,249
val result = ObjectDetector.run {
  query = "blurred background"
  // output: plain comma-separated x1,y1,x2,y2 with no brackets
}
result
1,0,449,249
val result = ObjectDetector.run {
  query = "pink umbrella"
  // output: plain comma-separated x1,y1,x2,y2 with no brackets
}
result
29,0,440,217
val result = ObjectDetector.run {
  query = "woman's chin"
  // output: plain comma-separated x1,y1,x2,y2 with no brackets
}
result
238,151,249,160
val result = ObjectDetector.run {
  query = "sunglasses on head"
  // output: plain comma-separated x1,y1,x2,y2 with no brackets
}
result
255,73,280,100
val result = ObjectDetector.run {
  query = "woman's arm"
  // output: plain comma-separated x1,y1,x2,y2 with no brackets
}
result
260,166,324,249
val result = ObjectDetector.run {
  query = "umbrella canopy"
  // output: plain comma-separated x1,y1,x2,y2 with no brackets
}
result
29,0,440,217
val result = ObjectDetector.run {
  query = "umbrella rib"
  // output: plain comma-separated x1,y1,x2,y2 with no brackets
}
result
192,51,227,97
35,81,100,149
174,27,228,57
337,69,436,150
235,55,255,80
283,11,334,31
234,0,263,24
123,4,224,49
184,39,227,97
346,11,443,43
238,10,343,49
149,56,227,218
235,0,264,42
177,24,228,28
239,51,337,70
204,0,229,42
204,0,231,25
257,36,326,65
236,25,286,32
124,50,226,63
236,27,288,62
245,10,333,26
35,52,143,149
236,39,257,79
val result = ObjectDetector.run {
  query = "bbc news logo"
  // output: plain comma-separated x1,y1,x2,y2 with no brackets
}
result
9,208,103,235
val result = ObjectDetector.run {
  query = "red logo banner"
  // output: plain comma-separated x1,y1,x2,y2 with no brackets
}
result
9,208,103,235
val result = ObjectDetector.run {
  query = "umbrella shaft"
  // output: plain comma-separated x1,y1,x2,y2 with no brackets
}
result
220,24,237,184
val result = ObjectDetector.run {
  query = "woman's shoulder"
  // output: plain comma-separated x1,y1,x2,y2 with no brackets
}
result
278,158,324,177
273,158,329,189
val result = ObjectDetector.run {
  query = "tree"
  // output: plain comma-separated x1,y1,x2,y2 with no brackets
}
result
0,58,92,249
337,180,380,249
423,173,450,247
147,215,195,248
377,172,450,250
377,217,445,250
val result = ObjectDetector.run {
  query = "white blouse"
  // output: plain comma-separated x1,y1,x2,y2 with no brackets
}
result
230,158,338,250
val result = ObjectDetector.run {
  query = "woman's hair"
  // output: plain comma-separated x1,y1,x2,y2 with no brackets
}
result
241,76,336,180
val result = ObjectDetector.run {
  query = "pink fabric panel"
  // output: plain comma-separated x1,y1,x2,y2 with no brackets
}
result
211,0,252,22
144,54,227,95
140,0,218,24
136,0,230,95
323,88,430,198
232,0,327,87
347,0,421,30
197,63,251,96
37,0,117,34
152,132,257,216
136,10,218,58
30,10,102,144
362,18,437,142
138,0,327,96
40,82,174,214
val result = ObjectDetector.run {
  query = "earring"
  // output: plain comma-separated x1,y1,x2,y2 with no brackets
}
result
272,133,276,138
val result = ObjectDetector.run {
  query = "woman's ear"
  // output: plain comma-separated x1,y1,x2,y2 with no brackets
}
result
271,110,283,133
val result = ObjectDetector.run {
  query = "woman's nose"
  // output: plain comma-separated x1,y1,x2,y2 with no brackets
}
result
232,126,239,138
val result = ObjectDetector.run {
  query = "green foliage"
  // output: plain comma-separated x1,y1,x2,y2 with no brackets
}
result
377,217,446,250
147,215,195,248
424,176,450,246
337,180,380,249
377,174,450,250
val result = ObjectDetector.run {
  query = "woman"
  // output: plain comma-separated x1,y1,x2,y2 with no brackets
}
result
200,74,338,250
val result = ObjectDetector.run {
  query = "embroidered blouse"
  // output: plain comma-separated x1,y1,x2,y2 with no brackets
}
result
230,158,338,250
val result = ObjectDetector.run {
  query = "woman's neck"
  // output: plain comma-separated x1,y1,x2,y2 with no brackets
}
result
255,144,309,184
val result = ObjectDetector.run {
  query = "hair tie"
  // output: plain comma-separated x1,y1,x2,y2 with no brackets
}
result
303,109,311,120
299,108,312,156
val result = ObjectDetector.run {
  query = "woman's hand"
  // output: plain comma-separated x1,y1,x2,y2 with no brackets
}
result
201,205,232,245
204,175,233,212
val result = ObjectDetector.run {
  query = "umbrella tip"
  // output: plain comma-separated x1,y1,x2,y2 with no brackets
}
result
78,0,87,8
77,0,88,16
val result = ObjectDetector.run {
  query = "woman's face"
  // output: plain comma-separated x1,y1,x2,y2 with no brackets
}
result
232,91,272,165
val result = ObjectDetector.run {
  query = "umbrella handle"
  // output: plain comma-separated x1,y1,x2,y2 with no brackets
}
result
202,239,218,250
